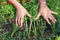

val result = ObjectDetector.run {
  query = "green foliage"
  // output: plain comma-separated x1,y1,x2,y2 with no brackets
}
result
55,36,60,40
0,0,60,40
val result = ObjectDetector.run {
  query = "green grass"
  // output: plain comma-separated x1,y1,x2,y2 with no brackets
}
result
0,0,60,40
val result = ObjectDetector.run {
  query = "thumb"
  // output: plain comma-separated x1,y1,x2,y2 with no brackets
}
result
26,12,31,18
35,13,41,20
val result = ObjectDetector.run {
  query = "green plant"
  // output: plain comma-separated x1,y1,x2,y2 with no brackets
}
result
0,0,60,40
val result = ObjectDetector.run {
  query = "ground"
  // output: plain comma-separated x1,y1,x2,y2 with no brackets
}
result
0,0,60,40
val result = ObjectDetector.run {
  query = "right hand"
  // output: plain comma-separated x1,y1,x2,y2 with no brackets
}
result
35,5,57,25
16,5,31,28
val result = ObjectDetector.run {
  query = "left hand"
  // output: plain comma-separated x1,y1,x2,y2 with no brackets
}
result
35,5,57,25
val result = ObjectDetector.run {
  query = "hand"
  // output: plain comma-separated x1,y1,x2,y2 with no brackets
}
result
35,5,57,25
16,6,31,28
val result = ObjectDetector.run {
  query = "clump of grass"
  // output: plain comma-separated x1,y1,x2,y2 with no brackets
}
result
0,0,60,40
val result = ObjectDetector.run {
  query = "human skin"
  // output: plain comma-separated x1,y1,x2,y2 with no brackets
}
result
8,0,57,28
8,0,31,28
7,0,29,4
35,0,57,25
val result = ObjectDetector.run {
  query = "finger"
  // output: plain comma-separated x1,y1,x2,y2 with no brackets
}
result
51,15,56,22
16,10,18,26
15,17,18,26
45,18,51,25
26,12,31,18
49,15,55,23
35,13,41,20
17,17,20,26
20,18,23,27
51,11,57,15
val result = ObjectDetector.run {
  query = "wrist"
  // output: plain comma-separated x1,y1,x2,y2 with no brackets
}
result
8,0,22,9
39,0,47,7
40,3,47,7
16,4,23,10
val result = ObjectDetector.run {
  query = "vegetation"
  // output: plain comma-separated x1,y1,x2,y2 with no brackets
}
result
0,0,60,40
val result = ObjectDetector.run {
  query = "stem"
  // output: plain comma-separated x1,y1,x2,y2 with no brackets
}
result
29,20,32,31
11,24,18,38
